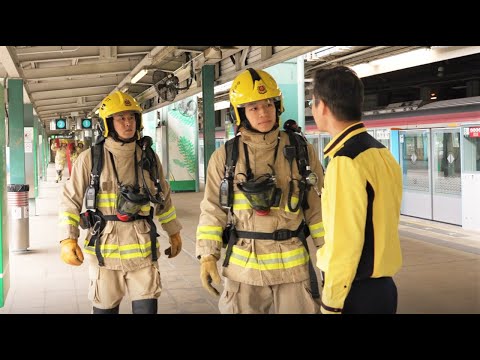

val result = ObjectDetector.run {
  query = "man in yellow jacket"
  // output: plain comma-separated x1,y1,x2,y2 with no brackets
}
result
196,68,325,314
311,66,403,314
58,91,183,314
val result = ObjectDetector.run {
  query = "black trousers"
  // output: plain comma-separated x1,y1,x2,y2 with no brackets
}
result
343,277,398,314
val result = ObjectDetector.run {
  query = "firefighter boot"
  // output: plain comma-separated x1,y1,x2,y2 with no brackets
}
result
92,305,120,314
132,299,158,314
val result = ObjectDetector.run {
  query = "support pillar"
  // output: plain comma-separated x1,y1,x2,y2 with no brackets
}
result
202,65,215,183
266,59,301,129
0,82,10,307
8,79,25,185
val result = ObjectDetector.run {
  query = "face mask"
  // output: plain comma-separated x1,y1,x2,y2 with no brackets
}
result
237,174,279,216
116,185,150,221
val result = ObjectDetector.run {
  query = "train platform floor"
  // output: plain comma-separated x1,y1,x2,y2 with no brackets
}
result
0,163,478,314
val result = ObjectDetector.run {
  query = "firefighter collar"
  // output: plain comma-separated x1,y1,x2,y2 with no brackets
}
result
323,122,366,159
104,136,137,158
240,127,280,148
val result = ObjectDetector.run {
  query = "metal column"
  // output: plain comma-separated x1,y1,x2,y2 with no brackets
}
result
202,65,215,183
0,82,10,307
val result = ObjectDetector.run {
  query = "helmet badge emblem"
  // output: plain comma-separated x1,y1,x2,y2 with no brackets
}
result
124,99,132,106
257,85,267,94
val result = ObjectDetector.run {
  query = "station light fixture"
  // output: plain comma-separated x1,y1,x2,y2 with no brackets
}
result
131,68,148,84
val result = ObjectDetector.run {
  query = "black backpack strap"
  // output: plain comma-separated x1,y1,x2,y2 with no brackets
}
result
225,135,239,171
222,135,239,207
90,139,105,193
285,130,311,211
138,136,165,207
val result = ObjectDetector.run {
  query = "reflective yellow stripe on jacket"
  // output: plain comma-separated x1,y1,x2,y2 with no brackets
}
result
230,246,309,270
197,225,223,243
233,193,300,214
155,206,177,224
97,193,116,208
83,240,153,259
59,212,79,227
309,221,325,239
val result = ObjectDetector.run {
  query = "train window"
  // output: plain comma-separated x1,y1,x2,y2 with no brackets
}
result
462,128,480,172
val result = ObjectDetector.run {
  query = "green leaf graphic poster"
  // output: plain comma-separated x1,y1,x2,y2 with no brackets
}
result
167,96,198,191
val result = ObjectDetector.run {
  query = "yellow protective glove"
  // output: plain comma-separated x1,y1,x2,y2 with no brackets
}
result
200,255,221,297
60,239,84,266
165,232,182,258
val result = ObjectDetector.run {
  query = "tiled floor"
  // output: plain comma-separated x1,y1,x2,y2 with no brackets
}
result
1,163,479,314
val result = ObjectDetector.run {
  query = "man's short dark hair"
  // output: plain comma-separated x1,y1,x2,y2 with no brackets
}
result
312,66,364,122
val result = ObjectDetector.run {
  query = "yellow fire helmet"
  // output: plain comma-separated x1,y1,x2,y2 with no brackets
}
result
98,91,143,138
229,68,284,126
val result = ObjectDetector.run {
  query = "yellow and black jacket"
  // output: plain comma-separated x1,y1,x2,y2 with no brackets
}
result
196,127,325,286
316,122,403,314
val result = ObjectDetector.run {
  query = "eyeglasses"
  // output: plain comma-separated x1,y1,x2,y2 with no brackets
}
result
308,99,314,109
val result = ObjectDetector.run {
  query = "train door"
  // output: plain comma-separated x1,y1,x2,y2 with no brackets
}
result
431,128,462,225
374,128,390,149
368,128,390,149
306,134,320,157
399,130,432,219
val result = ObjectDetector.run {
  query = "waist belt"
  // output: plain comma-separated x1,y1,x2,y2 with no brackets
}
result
222,221,320,298
235,226,304,241
85,209,159,267
223,222,305,267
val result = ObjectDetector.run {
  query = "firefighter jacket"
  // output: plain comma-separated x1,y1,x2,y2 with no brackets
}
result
196,127,325,286
58,137,182,271
51,143,67,171
316,122,403,313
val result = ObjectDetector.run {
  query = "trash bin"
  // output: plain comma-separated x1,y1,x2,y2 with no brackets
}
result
7,184,30,252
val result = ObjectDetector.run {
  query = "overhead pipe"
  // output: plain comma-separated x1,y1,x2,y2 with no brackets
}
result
16,46,81,56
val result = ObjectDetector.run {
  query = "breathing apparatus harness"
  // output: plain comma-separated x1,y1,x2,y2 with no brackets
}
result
80,136,165,266
219,121,322,297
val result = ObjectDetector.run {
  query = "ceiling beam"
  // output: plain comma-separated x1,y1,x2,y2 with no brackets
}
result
0,46,32,103
23,59,138,80
37,101,100,112
35,95,104,107
31,86,116,100
27,75,124,92
15,46,154,62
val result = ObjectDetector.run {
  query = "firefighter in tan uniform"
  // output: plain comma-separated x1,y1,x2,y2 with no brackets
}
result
196,68,325,314
58,91,183,314
70,141,85,165
51,139,67,183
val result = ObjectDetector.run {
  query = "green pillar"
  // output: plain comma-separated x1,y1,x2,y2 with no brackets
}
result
296,56,305,131
33,116,39,197
8,79,25,185
23,104,34,200
43,127,49,181
266,59,301,129
202,65,215,183
0,82,10,307
38,120,44,183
